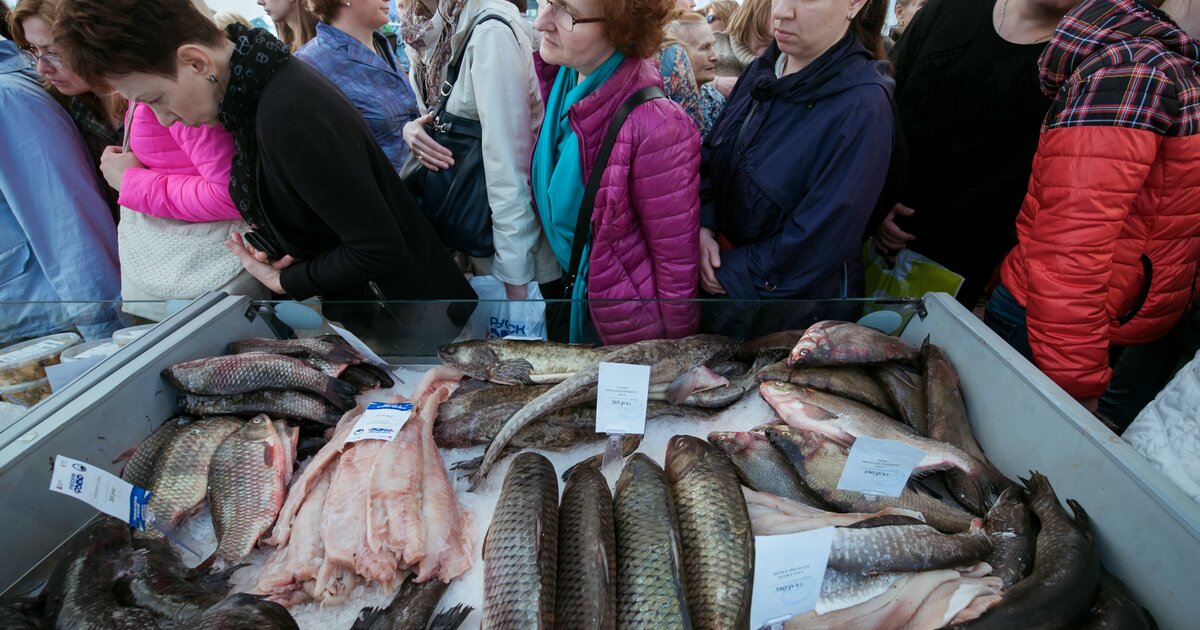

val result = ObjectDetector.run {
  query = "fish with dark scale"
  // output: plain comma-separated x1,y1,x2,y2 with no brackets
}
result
163,352,357,410
179,390,345,425
116,416,192,488
555,465,616,629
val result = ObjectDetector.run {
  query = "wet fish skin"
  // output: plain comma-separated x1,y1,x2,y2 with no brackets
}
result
765,426,976,533
428,604,474,630
438,339,611,385
666,435,753,629
708,430,829,508
953,472,1100,630
828,522,992,574
194,593,298,629
874,363,928,434
163,352,357,410
118,416,191,488
0,599,40,630
984,487,1034,589
756,362,898,417
142,417,243,540
208,415,288,569
351,579,449,630
228,337,360,365
179,390,344,425
436,384,553,429
736,329,806,363
339,365,381,390
483,453,559,629
555,466,616,630
613,454,691,629
49,518,159,630
1081,572,1152,630
787,321,920,367
127,538,223,624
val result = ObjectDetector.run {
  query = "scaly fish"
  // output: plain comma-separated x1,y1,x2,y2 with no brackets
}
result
736,329,807,362
194,593,298,629
483,452,559,629
828,518,992,574
555,465,616,629
163,352,357,410
179,390,344,425
208,415,288,570
756,362,898,417
765,426,976,533
665,435,753,629
438,339,612,385
1081,572,1153,630
45,518,158,630
228,337,360,365
429,605,474,630
708,430,829,508
141,417,242,539
743,488,923,535
351,579,449,630
983,487,1034,589
613,454,691,629
787,321,920,367
874,363,928,435
116,416,191,488
127,538,226,624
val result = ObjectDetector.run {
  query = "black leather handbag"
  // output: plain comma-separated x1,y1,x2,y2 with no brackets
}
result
401,13,512,259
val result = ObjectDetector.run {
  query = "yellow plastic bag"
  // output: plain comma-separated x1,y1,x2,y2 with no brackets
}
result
863,240,964,323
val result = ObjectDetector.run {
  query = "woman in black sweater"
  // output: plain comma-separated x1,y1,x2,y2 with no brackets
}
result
53,0,475,343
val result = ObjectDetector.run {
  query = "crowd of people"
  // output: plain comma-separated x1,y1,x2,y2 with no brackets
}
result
1,0,1199,427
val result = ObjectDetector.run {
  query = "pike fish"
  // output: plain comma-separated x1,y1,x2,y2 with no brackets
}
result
142,416,242,539
708,430,829,508
756,362,898,417
438,339,612,385
179,390,344,425
874,363,928,434
194,594,298,629
555,466,616,630
126,538,225,624
613,454,691,629
117,416,191,488
352,579,449,630
828,519,992,574
766,426,976,533
482,452,559,629
163,352,358,410
787,321,920,367
665,435,753,629
470,335,738,489
984,487,1034,588
45,518,158,630
208,415,288,570
1082,572,1152,630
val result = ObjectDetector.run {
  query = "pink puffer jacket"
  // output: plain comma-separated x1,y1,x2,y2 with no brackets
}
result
118,104,240,222
535,54,701,344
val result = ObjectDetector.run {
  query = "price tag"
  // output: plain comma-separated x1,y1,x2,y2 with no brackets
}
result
45,356,106,393
345,402,414,443
0,339,65,366
595,362,651,435
836,436,926,498
49,455,149,531
749,526,836,629
329,324,390,368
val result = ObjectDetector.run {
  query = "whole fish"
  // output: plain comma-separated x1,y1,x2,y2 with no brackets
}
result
679,355,773,409
952,472,1100,629
208,415,288,569
828,519,992,574
924,341,1013,515
117,416,191,488
163,352,358,410
351,579,449,630
756,362,898,417
437,398,691,450
766,426,976,533
436,384,553,427
179,390,344,425
708,430,829,508
438,339,612,385
743,488,924,536
46,518,159,630
194,593,298,629
142,416,243,539
127,538,225,624
984,487,1034,588
483,452,559,629
555,466,616,629
228,337,361,365
787,321,920,367
613,454,691,629
339,365,382,390
736,329,806,362
470,335,738,489
665,435,753,629
874,363,928,434
429,605,474,630
1081,572,1152,630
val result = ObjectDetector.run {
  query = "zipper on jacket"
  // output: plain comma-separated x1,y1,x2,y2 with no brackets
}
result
735,100,761,155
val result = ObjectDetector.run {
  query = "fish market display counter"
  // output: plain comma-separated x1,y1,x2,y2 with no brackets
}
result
0,293,1195,628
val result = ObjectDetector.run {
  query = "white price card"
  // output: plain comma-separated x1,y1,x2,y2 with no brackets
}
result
836,435,926,498
595,362,651,435
329,324,390,368
49,455,149,530
749,526,836,629
45,356,105,393
346,402,414,443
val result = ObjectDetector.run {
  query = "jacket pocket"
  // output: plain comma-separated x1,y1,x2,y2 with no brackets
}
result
1117,254,1153,325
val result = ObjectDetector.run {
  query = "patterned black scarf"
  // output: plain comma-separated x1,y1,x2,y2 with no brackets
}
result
217,24,290,257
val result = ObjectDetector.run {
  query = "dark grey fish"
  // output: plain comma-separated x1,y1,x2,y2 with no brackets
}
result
193,593,298,629
339,365,382,391
428,604,474,630
736,329,806,363
163,352,357,410
127,539,224,624
874,362,928,435
1081,572,1153,630
788,321,920,367
351,579,448,630
45,518,159,630
228,337,359,364
116,416,191,488
555,466,616,629
756,362,898,417
438,339,611,385
707,430,829,508
984,487,1035,589
828,522,992,574
0,598,41,630
178,390,344,425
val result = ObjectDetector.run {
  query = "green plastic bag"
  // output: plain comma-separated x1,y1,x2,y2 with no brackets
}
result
862,240,965,324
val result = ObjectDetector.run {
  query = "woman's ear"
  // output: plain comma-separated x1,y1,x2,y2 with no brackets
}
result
177,43,216,78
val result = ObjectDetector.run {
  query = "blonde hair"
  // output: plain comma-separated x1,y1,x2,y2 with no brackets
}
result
665,10,708,45
725,0,772,51
213,10,252,29
701,0,736,25
276,0,317,51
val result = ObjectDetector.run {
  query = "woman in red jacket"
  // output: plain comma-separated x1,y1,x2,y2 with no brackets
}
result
986,0,1200,410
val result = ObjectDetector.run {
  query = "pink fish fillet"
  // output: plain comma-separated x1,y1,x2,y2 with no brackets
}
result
368,418,427,569
321,438,385,575
273,420,299,486
255,463,335,603
412,365,463,408
903,577,1004,630
743,488,924,535
785,570,967,630
413,385,475,583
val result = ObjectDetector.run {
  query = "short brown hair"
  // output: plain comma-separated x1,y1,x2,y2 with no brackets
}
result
725,0,771,51
702,0,736,25
599,0,674,59
306,0,339,24
8,0,58,50
54,0,226,85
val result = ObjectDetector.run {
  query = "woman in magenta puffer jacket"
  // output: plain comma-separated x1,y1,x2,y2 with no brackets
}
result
530,0,700,344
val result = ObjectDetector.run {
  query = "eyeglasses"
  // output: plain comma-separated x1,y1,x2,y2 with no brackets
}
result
542,0,603,32
19,46,65,70
705,14,715,22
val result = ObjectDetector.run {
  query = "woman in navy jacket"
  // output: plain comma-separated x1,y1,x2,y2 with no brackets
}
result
699,0,894,305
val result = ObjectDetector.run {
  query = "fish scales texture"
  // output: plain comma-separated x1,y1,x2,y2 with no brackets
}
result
438,398,686,451
708,430,828,508
787,568,1003,629
228,337,361,364
828,524,992,574
351,579,449,630
757,362,898,417
555,466,616,629
52,519,159,630
128,538,223,624
483,453,559,629
163,352,357,410
874,363,928,435
787,321,920,367
121,416,190,487
436,383,550,425
209,415,288,569
141,416,242,539
179,390,343,425
613,454,691,629
437,339,611,384
984,487,1035,588
666,435,752,629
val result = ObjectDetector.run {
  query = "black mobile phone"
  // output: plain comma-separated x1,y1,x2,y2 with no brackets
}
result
243,230,284,262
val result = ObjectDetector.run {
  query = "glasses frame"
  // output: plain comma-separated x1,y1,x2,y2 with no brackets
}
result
19,45,65,71
542,0,604,31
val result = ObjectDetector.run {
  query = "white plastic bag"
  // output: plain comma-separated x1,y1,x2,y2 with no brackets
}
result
465,276,548,340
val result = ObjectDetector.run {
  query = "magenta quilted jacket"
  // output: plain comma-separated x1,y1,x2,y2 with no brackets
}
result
534,53,701,344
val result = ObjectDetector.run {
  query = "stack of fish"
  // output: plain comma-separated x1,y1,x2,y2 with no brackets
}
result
255,383,475,607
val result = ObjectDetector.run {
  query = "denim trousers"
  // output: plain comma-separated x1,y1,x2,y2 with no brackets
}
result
983,284,1033,361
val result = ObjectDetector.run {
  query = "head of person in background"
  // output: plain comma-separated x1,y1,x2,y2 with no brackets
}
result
9,0,94,98
711,0,772,82
701,0,735,32
308,0,390,45
893,0,927,35
257,0,317,51
674,0,694,12
213,11,253,30
0,1,10,39
667,10,716,85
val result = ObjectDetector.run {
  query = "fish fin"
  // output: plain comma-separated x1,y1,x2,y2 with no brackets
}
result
908,476,944,500
263,446,275,467
357,363,396,388
351,606,386,630
195,562,248,595
666,366,729,405
428,604,474,630
1066,499,1094,540
491,359,536,385
450,455,483,474
800,401,839,421
112,444,140,465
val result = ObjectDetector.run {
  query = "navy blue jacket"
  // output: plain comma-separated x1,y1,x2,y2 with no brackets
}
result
700,34,895,300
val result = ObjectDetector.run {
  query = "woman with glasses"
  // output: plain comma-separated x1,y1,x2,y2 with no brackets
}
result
399,0,560,302
701,0,736,32
531,0,701,343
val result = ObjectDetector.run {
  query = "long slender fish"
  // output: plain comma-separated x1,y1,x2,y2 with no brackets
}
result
179,390,344,425
438,339,613,385
788,321,920,367
827,519,992,574
1081,572,1152,630
756,362,898,417
163,352,357,410
874,363,928,434
983,487,1034,588
555,465,616,629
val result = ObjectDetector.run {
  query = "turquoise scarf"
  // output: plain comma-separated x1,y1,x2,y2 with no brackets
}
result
531,51,624,342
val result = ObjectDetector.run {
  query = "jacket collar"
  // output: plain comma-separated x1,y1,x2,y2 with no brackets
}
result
0,40,32,75
315,22,401,76
744,33,893,103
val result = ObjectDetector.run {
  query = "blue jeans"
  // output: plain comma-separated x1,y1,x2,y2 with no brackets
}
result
984,284,1033,361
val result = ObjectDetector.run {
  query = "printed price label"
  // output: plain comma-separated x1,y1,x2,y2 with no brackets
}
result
45,356,106,393
329,324,390,369
836,436,926,498
74,344,118,360
346,402,414,443
749,526,836,629
595,362,651,435
49,455,149,530
0,339,65,366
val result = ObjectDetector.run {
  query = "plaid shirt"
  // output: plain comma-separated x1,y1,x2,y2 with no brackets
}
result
1039,0,1200,135
65,95,122,146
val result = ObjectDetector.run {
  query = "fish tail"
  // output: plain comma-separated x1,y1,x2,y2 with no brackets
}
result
319,376,359,411
428,604,474,630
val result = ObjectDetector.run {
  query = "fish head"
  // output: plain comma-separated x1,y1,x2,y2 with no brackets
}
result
708,431,758,457
788,327,833,366
616,453,661,496
766,426,829,460
436,342,495,381
760,382,837,423
240,415,278,441
664,435,713,483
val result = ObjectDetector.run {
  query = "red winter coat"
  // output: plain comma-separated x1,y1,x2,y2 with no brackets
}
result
534,54,701,344
1000,0,1200,399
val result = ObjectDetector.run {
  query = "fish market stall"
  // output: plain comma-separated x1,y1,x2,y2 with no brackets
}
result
0,292,1195,628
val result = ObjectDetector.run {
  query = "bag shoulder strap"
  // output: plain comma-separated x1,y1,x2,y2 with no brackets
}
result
434,13,514,117
562,84,667,296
